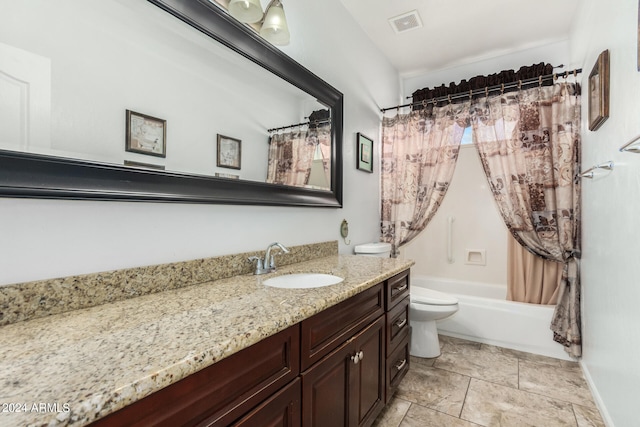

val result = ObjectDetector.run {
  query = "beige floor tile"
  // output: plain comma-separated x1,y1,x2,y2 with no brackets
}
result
573,404,606,427
372,396,411,427
399,404,482,427
396,362,470,417
434,340,519,388
481,343,577,368
410,355,437,368
461,379,577,427
519,359,596,408
439,334,483,350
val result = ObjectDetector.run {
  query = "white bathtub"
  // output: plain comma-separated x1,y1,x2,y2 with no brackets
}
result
412,275,572,361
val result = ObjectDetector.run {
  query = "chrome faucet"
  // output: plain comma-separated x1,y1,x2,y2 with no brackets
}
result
248,242,290,275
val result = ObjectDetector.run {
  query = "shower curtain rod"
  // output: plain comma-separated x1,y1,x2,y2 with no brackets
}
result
380,67,582,113
267,118,331,133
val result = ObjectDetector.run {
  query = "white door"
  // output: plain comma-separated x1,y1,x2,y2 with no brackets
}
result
0,42,51,151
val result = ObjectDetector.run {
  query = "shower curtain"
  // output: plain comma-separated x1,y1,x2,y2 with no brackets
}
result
380,101,467,257
381,81,582,357
266,129,317,187
470,82,582,357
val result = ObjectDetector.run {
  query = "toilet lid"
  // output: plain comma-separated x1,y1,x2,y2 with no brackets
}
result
411,287,458,306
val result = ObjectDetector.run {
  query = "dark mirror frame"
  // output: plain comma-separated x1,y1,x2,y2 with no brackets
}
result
0,0,343,207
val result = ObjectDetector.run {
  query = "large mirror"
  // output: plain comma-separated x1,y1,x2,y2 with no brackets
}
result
0,0,343,207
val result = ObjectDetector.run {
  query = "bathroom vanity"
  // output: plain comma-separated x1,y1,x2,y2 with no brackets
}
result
0,252,412,427
90,270,410,427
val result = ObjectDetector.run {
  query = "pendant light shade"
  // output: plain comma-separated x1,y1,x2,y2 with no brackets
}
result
260,0,290,46
228,0,264,24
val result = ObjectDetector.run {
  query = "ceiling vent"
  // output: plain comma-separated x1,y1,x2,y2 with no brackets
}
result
388,10,423,34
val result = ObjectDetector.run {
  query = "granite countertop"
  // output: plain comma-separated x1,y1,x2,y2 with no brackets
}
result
0,255,413,427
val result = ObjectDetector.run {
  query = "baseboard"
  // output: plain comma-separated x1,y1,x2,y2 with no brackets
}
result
579,360,615,427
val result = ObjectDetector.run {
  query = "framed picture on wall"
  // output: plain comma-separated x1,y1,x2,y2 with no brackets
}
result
588,50,610,131
357,133,373,173
125,110,167,157
216,134,242,170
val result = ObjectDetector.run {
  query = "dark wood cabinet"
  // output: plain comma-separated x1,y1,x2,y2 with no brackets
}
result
300,315,385,427
231,378,301,427
89,269,411,427
90,325,300,427
384,271,411,403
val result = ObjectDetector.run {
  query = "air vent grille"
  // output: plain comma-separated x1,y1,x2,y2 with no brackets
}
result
388,10,423,34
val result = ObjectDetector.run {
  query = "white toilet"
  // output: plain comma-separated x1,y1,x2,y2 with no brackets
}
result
353,242,393,258
353,242,459,358
409,287,459,358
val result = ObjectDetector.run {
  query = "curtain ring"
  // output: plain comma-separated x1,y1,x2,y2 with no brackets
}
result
573,69,577,78
447,94,452,104
564,71,569,79
518,80,522,90
553,73,558,81
538,75,543,87
485,86,489,97
469,89,473,100
500,83,505,95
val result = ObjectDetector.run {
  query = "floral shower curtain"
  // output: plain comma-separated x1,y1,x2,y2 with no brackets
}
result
469,82,582,357
309,123,332,186
380,102,467,257
266,129,317,187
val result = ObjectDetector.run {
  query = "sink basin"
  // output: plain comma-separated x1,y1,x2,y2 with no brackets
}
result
263,273,344,289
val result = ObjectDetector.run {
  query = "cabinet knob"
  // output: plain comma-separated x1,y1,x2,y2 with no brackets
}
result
351,351,364,364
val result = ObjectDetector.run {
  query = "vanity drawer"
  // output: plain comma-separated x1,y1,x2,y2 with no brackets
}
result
386,296,409,356
385,335,410,404
301,283,384,371
91,324,300,427
385,270,410,310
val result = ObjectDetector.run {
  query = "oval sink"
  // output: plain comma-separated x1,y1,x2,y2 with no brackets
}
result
263,273,344,289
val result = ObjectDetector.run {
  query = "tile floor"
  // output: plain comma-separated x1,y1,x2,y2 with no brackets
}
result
374,336,605,427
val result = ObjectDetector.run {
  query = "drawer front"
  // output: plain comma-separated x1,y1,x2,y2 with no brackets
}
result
301,283,384,371
91,324,300,427
231,378,301,427
385,270,410,310
386,296,409,357
385,335,410,404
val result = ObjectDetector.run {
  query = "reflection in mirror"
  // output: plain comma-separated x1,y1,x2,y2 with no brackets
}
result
266,109,331,189
0,0,341,202
0,0,330,190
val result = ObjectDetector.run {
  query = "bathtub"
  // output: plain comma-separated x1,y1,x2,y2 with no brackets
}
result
412,275,572,361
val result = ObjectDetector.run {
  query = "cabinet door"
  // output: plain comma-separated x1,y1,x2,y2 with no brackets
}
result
301,315,385,427
301,339,354,427
349,315,385,427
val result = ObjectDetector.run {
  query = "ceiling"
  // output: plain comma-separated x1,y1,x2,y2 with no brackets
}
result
338,0,580,78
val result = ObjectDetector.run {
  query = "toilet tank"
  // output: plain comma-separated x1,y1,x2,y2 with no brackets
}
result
354,242,392,258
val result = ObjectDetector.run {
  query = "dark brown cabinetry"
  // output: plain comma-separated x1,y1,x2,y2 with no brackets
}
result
90,325,300,427
383,270,410,403
89,269,411,427
301,314,385,427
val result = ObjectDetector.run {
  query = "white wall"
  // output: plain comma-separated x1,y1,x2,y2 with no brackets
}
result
570,1,640,426
401,144,508,285
0,0,399,286
402,40,574,97
398,41,571,286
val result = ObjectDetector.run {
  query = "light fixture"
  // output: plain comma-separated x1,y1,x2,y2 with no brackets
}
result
228,0,264,24
227,0,290,46
259,0,290,46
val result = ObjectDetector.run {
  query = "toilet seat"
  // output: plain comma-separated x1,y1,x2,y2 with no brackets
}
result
411,287,458,306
